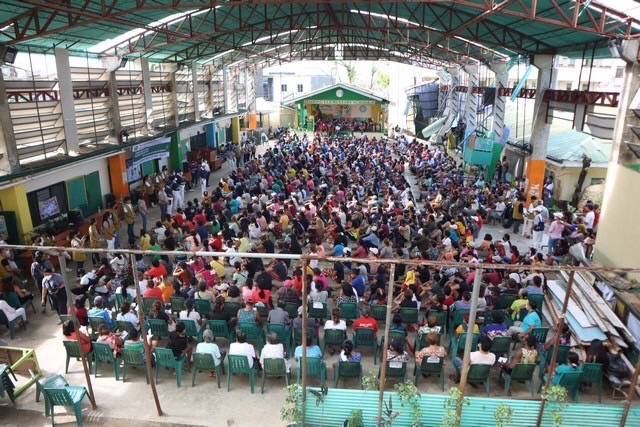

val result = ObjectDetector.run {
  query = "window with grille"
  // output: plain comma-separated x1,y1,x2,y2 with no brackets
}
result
281,84,287,92
297,84,303,92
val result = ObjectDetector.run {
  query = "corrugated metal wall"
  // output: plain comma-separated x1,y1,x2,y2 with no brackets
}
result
302,387,640,426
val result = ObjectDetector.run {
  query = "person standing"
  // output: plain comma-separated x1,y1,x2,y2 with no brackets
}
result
69,229,87,274
41,267,67,316
138,197,148,233
157,185,169,219
199,164,207,198
123,196,137,242
547,212,566,255
88,218,101,266
102,211,115,259
108,201,121,249
523,196,537,238
171,175,182,212
511,195,524,234
532,206,545,251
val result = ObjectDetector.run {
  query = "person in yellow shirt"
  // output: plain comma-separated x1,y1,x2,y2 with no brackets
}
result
88,217,102,265
508,289,529,320
123,196,137,242
108,202,121,249
210,257,226,279
279,212,290,232
140,229,152,251
454,312,480,338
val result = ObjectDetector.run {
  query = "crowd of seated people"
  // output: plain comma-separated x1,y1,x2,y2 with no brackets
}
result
17,127,612,395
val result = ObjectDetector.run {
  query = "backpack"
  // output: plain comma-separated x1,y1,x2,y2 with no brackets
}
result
534,217,545,232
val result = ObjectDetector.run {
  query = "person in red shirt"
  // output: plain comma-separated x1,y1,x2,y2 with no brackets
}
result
353,306,378,337
143,278,165,304
146,259,167,280
292,268,303,296
209,234,223,252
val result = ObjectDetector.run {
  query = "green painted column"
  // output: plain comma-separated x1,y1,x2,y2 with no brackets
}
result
169,132,182,170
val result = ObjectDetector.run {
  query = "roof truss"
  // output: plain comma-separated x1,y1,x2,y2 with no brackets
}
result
1,1,638,67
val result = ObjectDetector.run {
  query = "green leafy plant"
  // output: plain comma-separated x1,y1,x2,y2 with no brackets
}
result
281,384,302,426
309,386,329,427
378,394,401,427
362,370,381,391
395,380,422,426
442,387,470,427
542,385,568,427
494,403,514,427
346,409,364,427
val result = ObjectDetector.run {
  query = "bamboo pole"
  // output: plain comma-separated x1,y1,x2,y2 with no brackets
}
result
58,255,97,410
128,253,163,416
300,258,309,427
536,271,575,427
456,267,483,418
377,263,396,425
619,357,640,427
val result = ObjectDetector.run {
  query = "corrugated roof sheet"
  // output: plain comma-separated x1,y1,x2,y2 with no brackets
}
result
546,130,612,165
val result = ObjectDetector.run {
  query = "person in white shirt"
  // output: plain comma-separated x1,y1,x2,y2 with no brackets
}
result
195,329,223,368
179,299,202,332
584,205,595,230
0,300,26,323
450,335,496,382
260,332,290,373
229,330,257,368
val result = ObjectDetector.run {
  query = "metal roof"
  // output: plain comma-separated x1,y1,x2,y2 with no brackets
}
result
286,82,389,105
546,129,612,166
1,1,640,67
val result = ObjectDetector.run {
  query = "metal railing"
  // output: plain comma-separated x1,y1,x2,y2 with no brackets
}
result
2,243,640,426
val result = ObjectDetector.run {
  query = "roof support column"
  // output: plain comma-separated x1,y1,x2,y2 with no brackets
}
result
168,67,179,128
139,57,153,136
191,62,200,122
446,67,460,123
489,61,509,145
435,67,460,143
223,65,231,115
107,70,122,143
0,72,20,173
593,39,640,279
463,64,479,135
525,54,554,201
54,48,79,155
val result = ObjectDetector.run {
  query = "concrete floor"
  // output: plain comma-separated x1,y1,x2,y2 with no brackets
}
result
0,135,611,427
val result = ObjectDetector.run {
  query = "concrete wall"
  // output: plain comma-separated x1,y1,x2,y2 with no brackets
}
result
593,165,640,281
22,155,112,196
547,163,608,202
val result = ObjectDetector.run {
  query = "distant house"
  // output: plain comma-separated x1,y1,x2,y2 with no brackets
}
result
545,130,612,202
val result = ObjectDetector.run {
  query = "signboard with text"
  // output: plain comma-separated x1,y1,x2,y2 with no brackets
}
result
131,136,171,168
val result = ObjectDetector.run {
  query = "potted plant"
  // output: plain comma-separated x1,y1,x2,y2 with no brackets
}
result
442,387,469,427
542,385,568,427
494,403,514,427
309,386,328,427
344,409,364,427
395,380,422,427
281,384,302,427
343,371,379,427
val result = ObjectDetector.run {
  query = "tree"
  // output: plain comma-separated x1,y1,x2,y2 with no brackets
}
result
338,61,357,84
571,154,592,208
